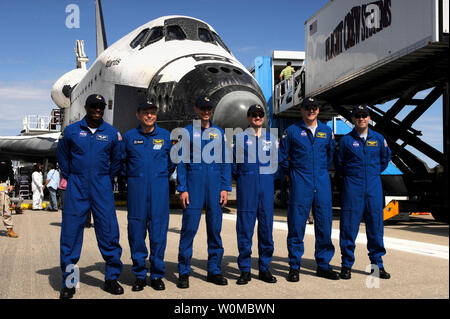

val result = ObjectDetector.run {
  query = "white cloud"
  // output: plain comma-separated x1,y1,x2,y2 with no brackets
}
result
235,46,260,53
0,82,55,136
0,86,49,101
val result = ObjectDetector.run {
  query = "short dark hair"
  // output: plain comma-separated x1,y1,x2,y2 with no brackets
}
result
287,62,292,66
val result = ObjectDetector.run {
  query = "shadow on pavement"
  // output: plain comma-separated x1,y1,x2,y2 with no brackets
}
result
37,253,354,293
384,216,449,237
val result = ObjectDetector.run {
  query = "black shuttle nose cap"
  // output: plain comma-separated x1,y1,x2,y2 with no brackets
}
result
165,62,267,129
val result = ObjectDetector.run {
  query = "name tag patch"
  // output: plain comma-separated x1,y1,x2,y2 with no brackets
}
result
153,139,164,150
133,139,144,145
96,134,108,142
366,140,378,147
316,132,327,139
262,140,272,151
209,133,218,140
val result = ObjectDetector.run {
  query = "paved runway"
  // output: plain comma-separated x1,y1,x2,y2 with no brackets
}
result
0,204,448,300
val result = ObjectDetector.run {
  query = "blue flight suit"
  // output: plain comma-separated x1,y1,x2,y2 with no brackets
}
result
122,124,176,280
279,120,336,271
176,121,232,276
232,129,278,273
335,128,391,269
57,117,123,287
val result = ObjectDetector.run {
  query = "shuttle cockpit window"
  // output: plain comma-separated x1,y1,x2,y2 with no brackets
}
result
166,25,187,41
130,28,149,48
198,28,214,43
212,32,231,53
143,26,164,46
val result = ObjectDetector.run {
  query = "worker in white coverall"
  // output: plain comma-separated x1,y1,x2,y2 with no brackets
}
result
32,163,44,210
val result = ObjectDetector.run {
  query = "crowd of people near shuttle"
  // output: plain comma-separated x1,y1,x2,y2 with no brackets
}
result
1,92,391,299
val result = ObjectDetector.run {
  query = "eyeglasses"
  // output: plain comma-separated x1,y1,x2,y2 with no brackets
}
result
354,113,369,119
251,112,264,118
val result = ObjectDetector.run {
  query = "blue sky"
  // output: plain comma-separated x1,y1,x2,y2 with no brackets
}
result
0,0,444,167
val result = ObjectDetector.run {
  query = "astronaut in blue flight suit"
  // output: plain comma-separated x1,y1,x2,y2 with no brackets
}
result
122,101,176,292
176,95,232,289
335,105,391,280
57,94,123,299
232,104,278,285
279,97,340,282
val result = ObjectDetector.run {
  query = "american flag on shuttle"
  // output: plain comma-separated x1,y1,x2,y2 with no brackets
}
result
309,20,317,36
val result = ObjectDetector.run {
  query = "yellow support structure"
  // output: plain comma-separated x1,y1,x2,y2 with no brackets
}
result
383,200,399,221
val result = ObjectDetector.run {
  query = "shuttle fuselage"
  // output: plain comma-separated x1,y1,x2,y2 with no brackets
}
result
53,14,266,133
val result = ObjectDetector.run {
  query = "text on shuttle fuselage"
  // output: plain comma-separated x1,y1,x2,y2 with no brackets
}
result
325,0,392,62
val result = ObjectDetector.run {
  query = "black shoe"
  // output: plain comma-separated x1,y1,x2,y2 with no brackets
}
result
259,271,277,283
287,268,300,282
150,278,165,291
316,267,340,280
207,274,228,286
340,267,351,280
379,268,391,279
103,280,124,295
59,287,75,299
236,272,251,285
371,267,391,279
131,278,146,292
177,274,189,289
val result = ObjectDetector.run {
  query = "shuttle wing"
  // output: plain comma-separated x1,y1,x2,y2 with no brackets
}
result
0,133,60,162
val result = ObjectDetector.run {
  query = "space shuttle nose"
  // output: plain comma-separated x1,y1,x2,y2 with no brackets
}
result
213,90,265,130
154,62,267,130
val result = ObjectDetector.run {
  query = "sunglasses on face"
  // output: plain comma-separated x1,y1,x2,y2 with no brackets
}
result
354,113,369,119
251,112,265,118
88,104,105,110
198,106,213,111
301,105,318,112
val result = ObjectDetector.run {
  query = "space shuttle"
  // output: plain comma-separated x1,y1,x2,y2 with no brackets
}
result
52,0,266,133
1,0,266,162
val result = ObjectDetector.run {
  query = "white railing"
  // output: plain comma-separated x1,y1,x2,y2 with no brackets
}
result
22,110,61,134
274,66,305,115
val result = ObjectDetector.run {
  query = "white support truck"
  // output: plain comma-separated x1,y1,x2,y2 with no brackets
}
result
303,0,448,106
273,0,449,222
